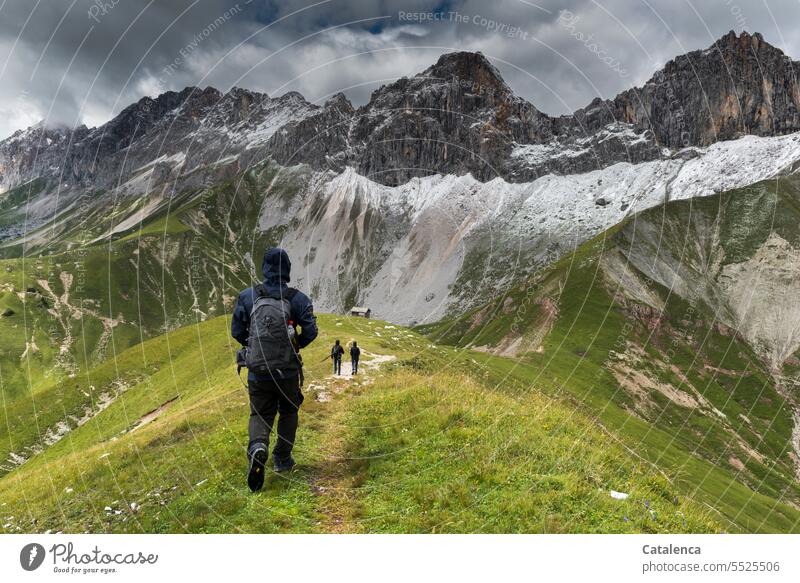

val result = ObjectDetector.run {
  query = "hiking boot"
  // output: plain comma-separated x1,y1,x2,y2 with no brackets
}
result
273,455,296,473
247,446,269,492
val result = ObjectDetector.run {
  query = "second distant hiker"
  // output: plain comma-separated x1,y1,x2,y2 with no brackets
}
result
331,339,344,375
350,341,361,374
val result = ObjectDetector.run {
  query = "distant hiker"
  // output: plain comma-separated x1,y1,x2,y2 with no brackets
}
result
350,341,361,374
331,339,344,375
232,247,318,492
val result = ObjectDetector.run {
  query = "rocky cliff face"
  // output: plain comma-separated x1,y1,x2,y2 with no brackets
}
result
0,86,320,194
1,31,799,197
268,50,660,184
576,31,800,147
347,51,556,184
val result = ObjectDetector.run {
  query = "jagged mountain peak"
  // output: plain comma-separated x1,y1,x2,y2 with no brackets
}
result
122,85,209,114
277,90,310,104
225,85,267,99
670,29,792,67
716,29,766,50
323,92,354,113
98,86,210,131
422,50,509,89
576,30,800,147
7,120,58,141
650,30,794,78
362,50,515,108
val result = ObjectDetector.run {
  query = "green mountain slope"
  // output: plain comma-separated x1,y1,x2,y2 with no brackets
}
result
422,175,800,532
0,314,717,533
0,161,305,472
2,165,799,533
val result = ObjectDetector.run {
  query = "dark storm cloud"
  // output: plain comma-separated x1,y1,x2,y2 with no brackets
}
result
0,0,253,135
1,0,799,138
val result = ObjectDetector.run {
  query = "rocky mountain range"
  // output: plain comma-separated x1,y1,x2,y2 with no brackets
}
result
1,31,800,325
2,30,799,197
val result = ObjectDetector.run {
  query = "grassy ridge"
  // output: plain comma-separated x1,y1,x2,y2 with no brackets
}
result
0,162,311,470
421,180,800,532
0,314,719,533
333,368,716,533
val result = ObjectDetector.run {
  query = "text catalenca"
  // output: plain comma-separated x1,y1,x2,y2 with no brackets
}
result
642,544,701,555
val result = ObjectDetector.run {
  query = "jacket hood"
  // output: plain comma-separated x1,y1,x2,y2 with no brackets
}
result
262,247,291,285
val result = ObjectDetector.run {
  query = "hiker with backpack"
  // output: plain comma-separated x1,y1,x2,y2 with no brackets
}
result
231,247,318,492
350,341,361,374
331,339,344,375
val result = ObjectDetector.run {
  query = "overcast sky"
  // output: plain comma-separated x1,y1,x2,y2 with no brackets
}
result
1,0,799,139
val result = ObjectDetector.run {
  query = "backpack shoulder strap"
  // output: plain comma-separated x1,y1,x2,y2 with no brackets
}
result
258,286,298,301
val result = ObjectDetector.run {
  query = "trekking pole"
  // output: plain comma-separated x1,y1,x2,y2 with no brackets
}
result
235,348,248,388
235,364,248,389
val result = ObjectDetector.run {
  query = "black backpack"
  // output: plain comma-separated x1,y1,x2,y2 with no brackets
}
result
245,285,300,378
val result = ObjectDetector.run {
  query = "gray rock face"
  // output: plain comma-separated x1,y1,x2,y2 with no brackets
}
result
1,31,799,196
265,92,354,172
262,51,558,184
0,86,320,194
349,51,556,185
575,31,800,148
267,51,662,184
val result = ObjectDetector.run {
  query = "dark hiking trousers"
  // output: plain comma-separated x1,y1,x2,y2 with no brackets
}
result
248,375,303,460
333,357,342,375
351,357,359,374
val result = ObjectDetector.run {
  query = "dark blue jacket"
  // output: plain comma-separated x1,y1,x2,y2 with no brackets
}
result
232,248,318,381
